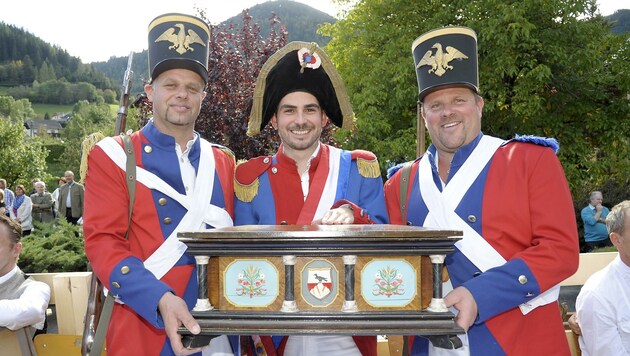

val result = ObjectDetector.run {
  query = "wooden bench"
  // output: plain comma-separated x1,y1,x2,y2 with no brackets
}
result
28,272,93,355
0,327,37,356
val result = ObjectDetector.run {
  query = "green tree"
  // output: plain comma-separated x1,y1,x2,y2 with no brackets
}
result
322,0,630,198
57,100,115,175
0,115,50,187
38,59,56,82
0,95,36,120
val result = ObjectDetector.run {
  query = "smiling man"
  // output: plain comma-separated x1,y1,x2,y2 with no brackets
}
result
234,42,388,355
384,27,579,355
83,13,235,356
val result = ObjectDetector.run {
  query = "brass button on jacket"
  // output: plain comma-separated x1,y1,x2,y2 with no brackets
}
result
121,266,130,274
163,217,172,224
158,198,167,206
518,275,528,284
112,282,121,288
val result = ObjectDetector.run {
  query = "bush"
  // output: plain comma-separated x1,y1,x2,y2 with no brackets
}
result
19,219,87,273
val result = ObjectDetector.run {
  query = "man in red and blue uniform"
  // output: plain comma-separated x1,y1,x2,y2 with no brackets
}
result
384,27,579,355
234,42,388,356
83,13,235,356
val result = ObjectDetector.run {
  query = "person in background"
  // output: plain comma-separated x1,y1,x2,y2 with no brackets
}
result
51,177,67,220
571,200,630,355
57,171,84,225
83,13,235,356
234,41,388,356
0,190,6,216
581,191,612,251
384,26,579,355
9,185,33,236
0,214,50,332
30,181,54,223
0,179,14,217
28,179,40,197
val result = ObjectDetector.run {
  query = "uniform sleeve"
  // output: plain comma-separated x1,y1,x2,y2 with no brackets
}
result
83,143,172,328
463,146,579,321
0,281,50,330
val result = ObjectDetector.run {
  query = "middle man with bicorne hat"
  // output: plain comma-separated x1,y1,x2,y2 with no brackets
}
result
234,41,389,355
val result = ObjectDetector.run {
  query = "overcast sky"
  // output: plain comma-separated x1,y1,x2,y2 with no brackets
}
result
0,0,624,63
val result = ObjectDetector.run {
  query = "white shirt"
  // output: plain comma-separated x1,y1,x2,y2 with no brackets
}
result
65,183,73,206
175,133,199,195
284,335,361,356
297,143,321,201
576,254,630,356
0,266,51,330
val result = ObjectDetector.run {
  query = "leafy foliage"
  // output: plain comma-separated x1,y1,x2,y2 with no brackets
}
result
6,80,105,105
0,99,50,187
193,11,288,160
19,219,87,273
322,0,630,198
57,100,116,176
0,95,36,120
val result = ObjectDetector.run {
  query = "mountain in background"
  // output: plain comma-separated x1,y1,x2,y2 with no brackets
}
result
223,0,335,44
91,0,335,92
608,9,630,34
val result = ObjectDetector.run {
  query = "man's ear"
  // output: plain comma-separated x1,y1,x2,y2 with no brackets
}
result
610,232,622,247
14,241,22,257
271,115,278,129
144,83,154,101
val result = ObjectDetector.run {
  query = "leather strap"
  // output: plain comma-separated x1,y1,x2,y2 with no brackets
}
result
90,134,136,356
399,161,413,224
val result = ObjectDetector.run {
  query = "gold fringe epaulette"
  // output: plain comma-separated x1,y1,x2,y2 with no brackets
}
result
234,177,259,202
357,157,381,178
80,132,106,184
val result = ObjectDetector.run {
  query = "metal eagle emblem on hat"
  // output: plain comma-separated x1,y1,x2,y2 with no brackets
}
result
155,23,206,55
412,26,479,101
415,43,468,77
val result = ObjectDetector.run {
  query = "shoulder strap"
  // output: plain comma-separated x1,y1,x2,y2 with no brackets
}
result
399,161,413,224
89,134,136,356
122,134,137,228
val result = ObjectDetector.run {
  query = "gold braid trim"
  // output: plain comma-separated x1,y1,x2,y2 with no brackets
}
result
80,132,106,184
234,178,260,203
356,157,381,178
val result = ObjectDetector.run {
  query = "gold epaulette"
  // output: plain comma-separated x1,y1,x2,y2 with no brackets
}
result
234,177,260,203
80,132,106,183
357,157,381,178
234,156,271,202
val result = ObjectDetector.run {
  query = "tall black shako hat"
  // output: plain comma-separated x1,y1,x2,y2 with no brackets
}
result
148,13,210,84
412,26,478,101
247,41,354,136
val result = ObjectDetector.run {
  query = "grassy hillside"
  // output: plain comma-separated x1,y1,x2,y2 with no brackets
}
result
31,103,73,119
